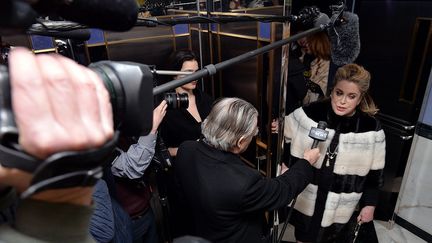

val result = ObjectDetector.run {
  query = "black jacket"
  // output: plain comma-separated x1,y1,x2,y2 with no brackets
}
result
174,140,314,243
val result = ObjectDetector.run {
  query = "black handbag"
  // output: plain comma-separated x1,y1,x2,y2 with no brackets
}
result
333,214,378,243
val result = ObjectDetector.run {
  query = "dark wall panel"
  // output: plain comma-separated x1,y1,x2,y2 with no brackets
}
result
191,30,215,96
174,35,190,51
107,38,174,68
356,1,432,122
219,35,259,107
219,21,258,37
105,26,173,42
1,35,31,49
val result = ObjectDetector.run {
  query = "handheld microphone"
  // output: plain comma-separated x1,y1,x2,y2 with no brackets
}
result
31,0,139,31
308,121,329,149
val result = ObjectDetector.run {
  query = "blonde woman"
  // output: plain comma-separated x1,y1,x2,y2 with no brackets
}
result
283,64,386,242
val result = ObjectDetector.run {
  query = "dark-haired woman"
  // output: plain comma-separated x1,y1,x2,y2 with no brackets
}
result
158,50,213,238
159,49,213,157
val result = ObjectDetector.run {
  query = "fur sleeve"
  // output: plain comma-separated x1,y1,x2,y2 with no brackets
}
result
283,111,297,143
361,128,386,206
371,129,386,170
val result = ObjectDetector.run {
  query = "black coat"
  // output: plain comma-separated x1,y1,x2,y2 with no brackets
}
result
174,140,314,243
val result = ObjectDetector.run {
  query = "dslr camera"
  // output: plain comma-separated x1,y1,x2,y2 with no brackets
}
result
150,66,189,110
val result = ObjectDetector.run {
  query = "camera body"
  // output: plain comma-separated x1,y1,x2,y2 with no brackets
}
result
150,66,189,110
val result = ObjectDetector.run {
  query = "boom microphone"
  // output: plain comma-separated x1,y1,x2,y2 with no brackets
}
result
295,5,360,66
308,121,328,149
31,0,138,31
327,11,361,66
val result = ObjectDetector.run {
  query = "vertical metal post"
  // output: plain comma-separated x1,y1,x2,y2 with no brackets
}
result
196,0,205,90
206,0,214,12
276,0,292,176
271,0,292,241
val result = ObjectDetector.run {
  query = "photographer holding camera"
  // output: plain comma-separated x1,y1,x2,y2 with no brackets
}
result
0,47,114,242
89,100,167,243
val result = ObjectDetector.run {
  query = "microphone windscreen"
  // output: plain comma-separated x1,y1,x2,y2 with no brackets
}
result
327,11,360,66
33,0,138,31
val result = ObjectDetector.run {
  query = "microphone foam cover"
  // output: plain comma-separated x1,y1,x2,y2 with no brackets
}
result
328,11,360,66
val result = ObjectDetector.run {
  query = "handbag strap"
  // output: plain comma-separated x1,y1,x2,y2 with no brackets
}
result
352,221,362,243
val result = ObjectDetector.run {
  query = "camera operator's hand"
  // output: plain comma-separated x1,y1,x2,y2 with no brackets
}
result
0,47,114,194
11,47,114,158
151,100,167,134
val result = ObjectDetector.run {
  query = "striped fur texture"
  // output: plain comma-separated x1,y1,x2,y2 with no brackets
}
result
284,106,385,227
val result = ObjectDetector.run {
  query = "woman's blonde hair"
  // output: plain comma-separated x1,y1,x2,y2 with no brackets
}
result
201,97,258,151
334,64,379,115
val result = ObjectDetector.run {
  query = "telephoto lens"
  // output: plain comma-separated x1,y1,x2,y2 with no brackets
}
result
164,92,189,109
89,61,154,136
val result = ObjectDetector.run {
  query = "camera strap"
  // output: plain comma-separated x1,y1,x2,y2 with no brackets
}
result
0,132,119,198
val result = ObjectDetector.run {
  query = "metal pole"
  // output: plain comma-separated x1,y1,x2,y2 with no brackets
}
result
272,0,292,240
196,0,205,90
154,70,194,76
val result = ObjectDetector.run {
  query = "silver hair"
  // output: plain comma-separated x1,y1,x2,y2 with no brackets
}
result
201,97,258,151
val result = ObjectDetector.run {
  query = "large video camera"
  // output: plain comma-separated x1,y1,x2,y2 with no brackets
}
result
0,59,194,142
0,0,195,194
